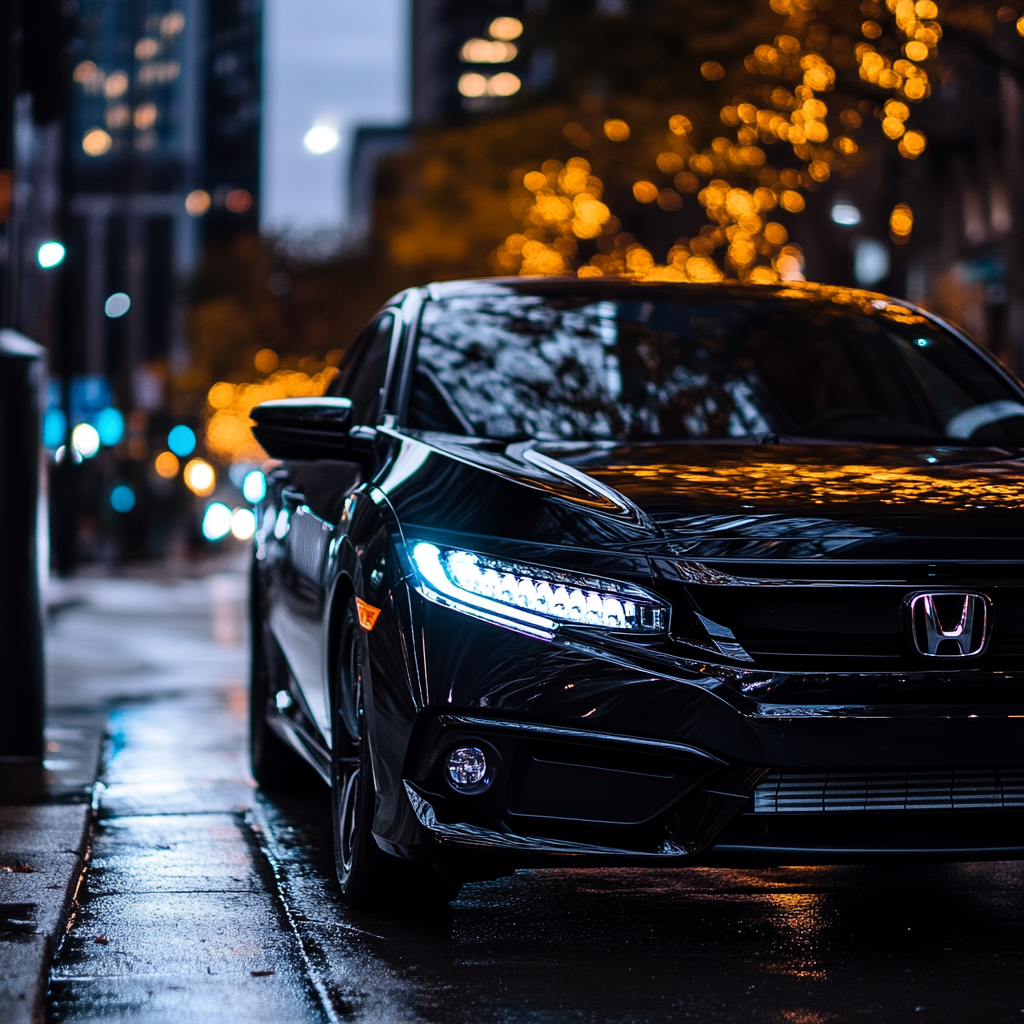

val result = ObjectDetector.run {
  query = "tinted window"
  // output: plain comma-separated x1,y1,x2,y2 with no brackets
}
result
334,315,394,425
412,290,1024,445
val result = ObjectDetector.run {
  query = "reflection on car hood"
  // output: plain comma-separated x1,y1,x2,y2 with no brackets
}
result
391,431,1024,561
540,441,1024,560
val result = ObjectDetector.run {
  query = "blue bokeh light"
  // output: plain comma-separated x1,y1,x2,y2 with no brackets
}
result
110,485,136,513
242,470,267,503
37,241,66,268
96,407,125,446
43,408,66,449
168,424,196,457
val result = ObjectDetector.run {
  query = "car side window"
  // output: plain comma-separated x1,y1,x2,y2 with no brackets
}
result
333,314,394,425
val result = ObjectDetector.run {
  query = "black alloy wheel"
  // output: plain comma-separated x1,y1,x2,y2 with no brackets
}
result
331,596,462,911
249,558,316,789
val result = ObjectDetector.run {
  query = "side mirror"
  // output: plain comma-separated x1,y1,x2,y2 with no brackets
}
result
250,398,375,462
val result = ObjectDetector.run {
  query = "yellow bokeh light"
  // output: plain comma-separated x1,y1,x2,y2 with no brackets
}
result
458,73,487,98
204,367,338,463
701,61,725,81
185,189,211,216
669,115,692,135
183,458,216,496
884,99,910,121
890,203,914,235
488,72,521,96
882,116,906,138
905,40,929,61
254,348,279,373
657,189,683,211
656,151,685,173
154,451,179,478
686,256,724,282
603,119,630,141
632,180,659,203
489,16,523,40
899,130,927,157
135,37,159,60
460,38,517,63
104,71,129,98
82,128,112,156
208,382,236,409
134,102,157,130
779,190,805,213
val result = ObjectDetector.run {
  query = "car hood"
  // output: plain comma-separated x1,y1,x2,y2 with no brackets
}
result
385,432,1024,562
545,441,1024,561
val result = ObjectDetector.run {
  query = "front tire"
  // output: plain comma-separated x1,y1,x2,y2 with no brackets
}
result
332,597,461,910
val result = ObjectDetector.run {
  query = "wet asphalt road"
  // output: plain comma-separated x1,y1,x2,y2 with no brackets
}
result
44,568,1024,1023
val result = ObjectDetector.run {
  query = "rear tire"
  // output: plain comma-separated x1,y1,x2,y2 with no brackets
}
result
249,560,317,790
332,597,461,911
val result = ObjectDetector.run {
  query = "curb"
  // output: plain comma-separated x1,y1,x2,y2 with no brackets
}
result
0,720,102,1024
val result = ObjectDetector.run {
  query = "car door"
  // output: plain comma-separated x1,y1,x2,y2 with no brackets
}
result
268,311,400,739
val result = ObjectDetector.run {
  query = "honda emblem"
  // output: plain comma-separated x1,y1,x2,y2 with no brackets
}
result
906,592,990,658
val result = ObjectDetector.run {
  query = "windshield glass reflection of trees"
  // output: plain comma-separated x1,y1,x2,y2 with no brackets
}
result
410,293,1024,445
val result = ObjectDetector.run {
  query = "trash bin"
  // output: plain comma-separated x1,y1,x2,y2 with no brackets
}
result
0,329,46,800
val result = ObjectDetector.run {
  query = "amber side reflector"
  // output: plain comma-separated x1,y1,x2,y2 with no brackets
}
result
356,597,381,631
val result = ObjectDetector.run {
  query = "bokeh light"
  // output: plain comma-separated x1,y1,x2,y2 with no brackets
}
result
154,451,180,478
37,242,66,268
96,407,124,446
242,470,267,503
201,502,232,541
110,485,135,513
168,425,196,456
254,348,279,373
230,507,257,540
488,16,523,40
104,292,131,318
185,190,211,216
71,423,101,459
603,119,630,141
303,124,340,154
82,129,112,156
183,458,216,496
225,189,252,213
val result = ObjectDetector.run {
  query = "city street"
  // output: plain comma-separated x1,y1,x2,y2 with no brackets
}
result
42,567,1024,1024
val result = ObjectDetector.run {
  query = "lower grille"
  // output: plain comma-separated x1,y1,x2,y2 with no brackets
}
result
753,768,1024,814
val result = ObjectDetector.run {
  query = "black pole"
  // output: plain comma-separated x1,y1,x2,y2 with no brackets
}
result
0,330,46,799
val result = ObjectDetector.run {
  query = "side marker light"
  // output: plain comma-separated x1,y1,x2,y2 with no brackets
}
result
356,597,381,631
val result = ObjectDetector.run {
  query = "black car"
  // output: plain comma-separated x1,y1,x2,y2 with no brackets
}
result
249,278,1024,909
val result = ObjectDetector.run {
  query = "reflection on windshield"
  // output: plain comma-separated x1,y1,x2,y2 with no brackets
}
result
410,290,1024,446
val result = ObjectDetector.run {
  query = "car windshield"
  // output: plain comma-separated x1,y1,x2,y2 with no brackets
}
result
409,289,1024,446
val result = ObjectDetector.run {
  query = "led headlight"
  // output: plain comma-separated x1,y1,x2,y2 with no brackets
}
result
410,542,667,634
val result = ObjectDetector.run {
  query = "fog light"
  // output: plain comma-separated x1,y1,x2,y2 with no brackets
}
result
447,746,489,789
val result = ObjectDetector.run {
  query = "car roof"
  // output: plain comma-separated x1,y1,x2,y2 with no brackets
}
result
419,276,900,309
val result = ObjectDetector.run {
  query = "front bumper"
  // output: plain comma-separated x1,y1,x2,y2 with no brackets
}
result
373,600,1024,866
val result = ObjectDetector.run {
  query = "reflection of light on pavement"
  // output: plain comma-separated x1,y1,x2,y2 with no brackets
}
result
760,889,830,981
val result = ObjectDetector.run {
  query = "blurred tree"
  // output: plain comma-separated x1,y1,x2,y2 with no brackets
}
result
186,0,1024,433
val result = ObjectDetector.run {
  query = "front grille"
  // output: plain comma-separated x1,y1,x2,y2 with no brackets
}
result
753,768,1024,814
742,636,901,659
